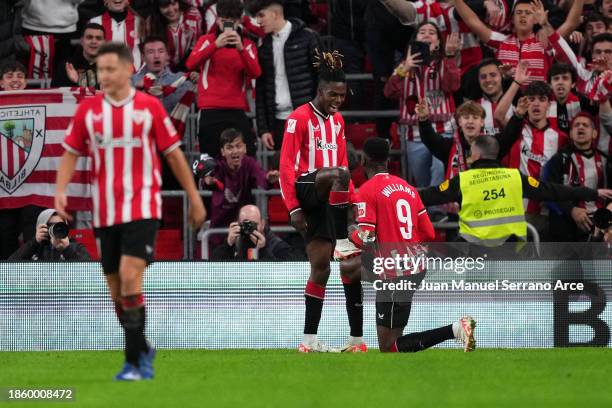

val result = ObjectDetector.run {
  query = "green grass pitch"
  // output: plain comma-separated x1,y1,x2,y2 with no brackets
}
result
1,349,611,407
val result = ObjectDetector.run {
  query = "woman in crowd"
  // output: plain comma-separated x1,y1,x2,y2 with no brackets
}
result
384,21,461,188
146,0,202,71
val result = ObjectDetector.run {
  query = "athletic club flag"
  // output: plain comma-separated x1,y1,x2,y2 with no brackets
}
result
0,88,94,210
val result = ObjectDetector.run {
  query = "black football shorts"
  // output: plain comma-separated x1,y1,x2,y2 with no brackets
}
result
294,170,336,244
94,219,160,274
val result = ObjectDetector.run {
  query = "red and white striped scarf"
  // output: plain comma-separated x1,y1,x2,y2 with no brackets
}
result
568,150,605,211
25,35,55,79
166,8,202,68
141,72,195,137
446,131,468,179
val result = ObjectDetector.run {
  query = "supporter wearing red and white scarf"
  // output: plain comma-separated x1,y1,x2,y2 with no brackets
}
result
381,0,510,76
453,0,585,83
550,30,612,102
545,62,593,134
132,37,196,137
89,0,143,69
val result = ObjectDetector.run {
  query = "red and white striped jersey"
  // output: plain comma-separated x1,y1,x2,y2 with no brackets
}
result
411,0,505,75
548,32,612,101
24,34,55,79
63,89,181,228
90,11,143,69
166,7,202,68
506,123,568,214
487,32,554,83
279,102,352,212
385,58,459,142
546,92,582,134
477,96,502,136
569,151,606,212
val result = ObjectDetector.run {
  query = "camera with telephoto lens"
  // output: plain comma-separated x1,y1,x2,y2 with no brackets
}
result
239,220,257,237
192,153,217,179
48,222,69,240
593,208,612,231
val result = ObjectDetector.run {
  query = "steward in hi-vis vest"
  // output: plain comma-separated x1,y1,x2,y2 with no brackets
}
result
418,136,612,246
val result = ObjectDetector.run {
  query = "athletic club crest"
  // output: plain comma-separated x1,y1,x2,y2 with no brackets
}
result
0,105,46,194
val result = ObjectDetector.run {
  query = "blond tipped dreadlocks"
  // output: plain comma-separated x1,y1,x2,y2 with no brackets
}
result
314,49,346,84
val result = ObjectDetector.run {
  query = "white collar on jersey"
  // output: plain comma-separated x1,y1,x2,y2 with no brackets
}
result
104,87,136,107
374,172,389,176
309,102,330,120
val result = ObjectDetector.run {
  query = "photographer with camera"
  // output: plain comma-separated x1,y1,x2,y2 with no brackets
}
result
212,204,300,260
8,209,91,261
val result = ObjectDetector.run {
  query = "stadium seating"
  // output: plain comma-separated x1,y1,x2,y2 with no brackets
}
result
69,229,99,260
154,229,183,260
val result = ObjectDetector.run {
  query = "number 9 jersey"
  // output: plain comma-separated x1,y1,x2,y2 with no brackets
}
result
352,172,435,246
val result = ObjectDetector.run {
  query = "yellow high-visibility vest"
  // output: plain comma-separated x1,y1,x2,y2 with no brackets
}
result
458,168,527,246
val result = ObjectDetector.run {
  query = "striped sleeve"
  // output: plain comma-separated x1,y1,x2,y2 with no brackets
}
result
63,101,89,155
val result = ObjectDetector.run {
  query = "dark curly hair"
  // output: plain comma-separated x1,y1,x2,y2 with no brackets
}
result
314,49,346,85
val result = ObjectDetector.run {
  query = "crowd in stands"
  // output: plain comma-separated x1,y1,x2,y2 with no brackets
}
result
1,0,612,260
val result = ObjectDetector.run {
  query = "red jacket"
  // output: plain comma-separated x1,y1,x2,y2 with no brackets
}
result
186,31,261,110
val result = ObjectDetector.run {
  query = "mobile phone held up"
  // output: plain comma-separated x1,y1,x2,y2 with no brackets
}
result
223,21,235,48
410,41,431,66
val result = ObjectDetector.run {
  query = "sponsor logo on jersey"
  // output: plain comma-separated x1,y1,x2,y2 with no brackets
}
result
316,138,337,150
521,144,547,164
286,119,297,134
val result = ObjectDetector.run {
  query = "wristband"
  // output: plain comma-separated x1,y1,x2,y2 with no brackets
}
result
514,80,522,87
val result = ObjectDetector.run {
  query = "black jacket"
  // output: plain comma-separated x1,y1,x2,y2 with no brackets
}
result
418,159,600,207
419,119,518,173
8,239,91,261
0,0,17,61
51,48,99,88
330,0,367,43
255,18,320,136
211,229,302,261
